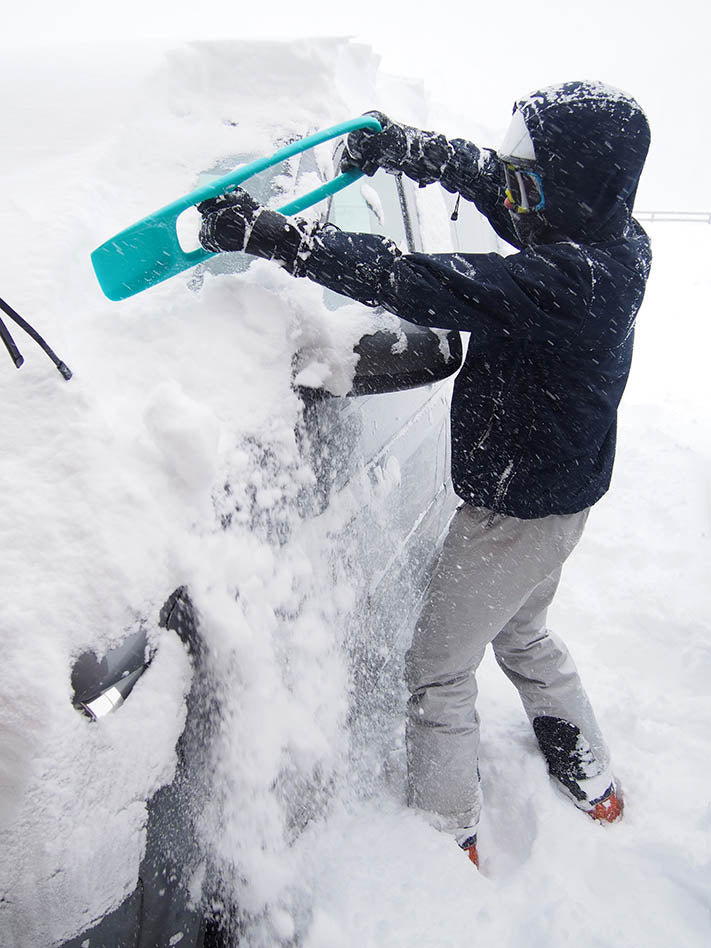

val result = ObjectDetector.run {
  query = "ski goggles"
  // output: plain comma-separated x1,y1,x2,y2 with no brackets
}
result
503,162,545,214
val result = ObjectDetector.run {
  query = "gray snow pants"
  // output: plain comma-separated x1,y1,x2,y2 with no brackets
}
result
405,504,610,839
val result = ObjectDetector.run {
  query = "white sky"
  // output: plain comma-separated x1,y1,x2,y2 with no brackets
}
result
2,0,705,209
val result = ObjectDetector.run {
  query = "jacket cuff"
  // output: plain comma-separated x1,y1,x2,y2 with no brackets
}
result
245,209,318,274
401,131,455,186
439,138,485,196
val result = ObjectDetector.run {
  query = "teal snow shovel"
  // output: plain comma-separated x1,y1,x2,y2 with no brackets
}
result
91,116,382,301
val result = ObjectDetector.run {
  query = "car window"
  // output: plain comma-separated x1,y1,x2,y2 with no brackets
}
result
446,190,501,254
327,167,411,251
197,155,277,205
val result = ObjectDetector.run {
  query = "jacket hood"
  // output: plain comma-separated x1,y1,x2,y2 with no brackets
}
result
513,80,650,241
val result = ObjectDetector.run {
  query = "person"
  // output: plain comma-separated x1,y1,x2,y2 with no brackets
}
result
197,80,652,867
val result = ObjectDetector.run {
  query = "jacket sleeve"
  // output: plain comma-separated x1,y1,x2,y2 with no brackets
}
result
372,123,520,249
439,140,520,248
384,127,520,249
383,248,594,343
299,226,594,346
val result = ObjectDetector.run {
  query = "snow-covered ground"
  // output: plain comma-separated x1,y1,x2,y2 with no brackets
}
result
0,38,709,948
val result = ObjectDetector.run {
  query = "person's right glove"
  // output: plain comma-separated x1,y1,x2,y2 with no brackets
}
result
343,111,453,187
198,189,271,254
198,188,314,272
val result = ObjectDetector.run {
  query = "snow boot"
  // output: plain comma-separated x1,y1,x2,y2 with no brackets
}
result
581,783,624,823
459,834,479,868
533,715,623,823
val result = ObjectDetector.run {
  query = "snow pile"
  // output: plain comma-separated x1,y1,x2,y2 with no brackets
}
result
0,37,413,945
0,36,709,948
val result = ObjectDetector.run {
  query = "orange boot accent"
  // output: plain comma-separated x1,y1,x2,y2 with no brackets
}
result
464,841,479,867
587,787,624,824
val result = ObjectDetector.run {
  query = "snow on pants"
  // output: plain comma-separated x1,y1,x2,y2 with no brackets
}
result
405,503,610,838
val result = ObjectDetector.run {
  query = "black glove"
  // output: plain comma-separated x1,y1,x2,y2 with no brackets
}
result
198,188,311,272
342,111,454,186
198,189,263,253
342,111,408,176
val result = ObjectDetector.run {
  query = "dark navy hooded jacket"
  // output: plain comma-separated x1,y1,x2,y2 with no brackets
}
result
298,81,652,519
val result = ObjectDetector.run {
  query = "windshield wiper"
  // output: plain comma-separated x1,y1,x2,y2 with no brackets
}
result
0,295,72,380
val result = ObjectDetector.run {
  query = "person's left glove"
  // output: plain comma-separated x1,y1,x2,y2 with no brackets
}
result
341,111,408,176
342,110,454,186
198,188,311,271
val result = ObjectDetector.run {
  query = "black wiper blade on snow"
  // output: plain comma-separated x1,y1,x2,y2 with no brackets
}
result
0,295,72,380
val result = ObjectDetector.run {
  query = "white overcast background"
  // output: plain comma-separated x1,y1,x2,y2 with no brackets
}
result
1,0,705,211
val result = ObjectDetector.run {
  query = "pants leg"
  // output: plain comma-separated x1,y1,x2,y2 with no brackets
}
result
405,504,595,837
492,571,611,775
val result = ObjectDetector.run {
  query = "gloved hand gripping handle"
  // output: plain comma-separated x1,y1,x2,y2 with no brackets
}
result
91,117,382,301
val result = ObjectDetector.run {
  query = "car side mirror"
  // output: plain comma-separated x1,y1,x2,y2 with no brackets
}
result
349,321,462,396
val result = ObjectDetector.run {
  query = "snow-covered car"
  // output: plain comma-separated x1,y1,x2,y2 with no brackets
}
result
1,39,500,948
58,138,493,947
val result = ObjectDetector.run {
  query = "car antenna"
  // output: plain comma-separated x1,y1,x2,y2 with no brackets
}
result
0,295,72,380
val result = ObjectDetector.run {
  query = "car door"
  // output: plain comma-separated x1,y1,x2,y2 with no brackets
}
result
297,159,462,719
